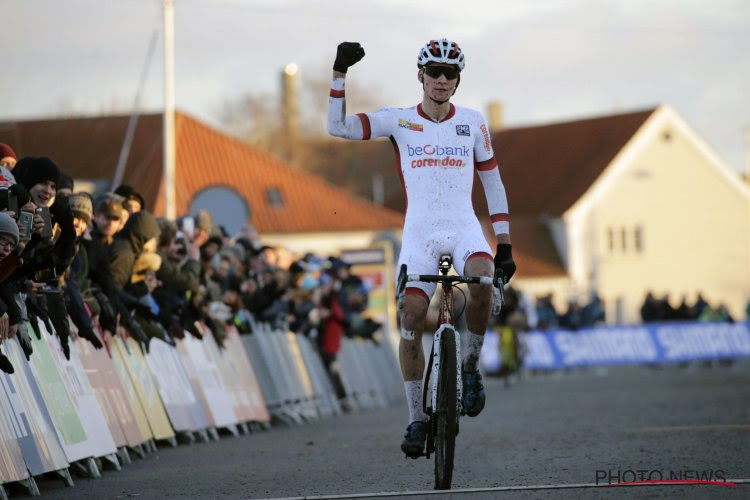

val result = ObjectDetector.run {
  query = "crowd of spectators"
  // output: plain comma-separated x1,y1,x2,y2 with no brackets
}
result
0,144,380,384
639,291,736,323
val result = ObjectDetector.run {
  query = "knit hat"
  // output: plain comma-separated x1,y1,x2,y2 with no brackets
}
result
114,184,145,210
0,144,16,161
68,193,93,224
59,174,74,192
13,157,62,192
0,212,19,246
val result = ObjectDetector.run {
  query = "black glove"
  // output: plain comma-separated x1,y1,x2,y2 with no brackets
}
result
124,315,150,352
494,243,516,284
60,336,70,360
79,327,104,350
333,42,365,73
132,302,158,322
0,350,14,374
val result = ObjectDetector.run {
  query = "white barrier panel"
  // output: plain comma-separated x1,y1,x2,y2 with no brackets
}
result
145,339,211,432
46,333,118,460
0,337,69,476
176,334,237,429
27,320,96,463
112,336,175,441
218,328,270,424
109,336,154,445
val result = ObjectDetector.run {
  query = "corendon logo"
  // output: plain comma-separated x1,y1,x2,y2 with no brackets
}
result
406,144,470,168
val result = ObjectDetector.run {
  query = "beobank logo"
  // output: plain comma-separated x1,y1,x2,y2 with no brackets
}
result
406,144,470,169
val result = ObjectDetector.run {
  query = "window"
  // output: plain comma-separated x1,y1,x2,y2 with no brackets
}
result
607,228,614,253
634,226,644,252
621,227,627,251
189,185,250,236
266,187,284,208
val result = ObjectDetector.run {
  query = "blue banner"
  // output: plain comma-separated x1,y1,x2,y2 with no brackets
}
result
482,322,750,371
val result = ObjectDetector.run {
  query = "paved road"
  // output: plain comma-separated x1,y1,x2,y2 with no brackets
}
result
26,362,750,499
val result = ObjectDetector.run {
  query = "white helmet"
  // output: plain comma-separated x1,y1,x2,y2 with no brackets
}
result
417,39,465,71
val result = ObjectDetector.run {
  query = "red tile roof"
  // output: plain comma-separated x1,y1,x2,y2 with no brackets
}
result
494,108,655,215
0,112,404,234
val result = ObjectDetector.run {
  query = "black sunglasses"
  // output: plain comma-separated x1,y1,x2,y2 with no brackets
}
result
424,65,460,80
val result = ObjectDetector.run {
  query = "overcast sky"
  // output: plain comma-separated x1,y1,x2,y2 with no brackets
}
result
2,0,748,174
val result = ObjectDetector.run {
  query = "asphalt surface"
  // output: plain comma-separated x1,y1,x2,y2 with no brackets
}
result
21,361,750,499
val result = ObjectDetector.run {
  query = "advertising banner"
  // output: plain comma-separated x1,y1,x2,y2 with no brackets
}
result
176,333,237,429
112,336,174,441
145,339,210,432
222,328,270,423
45,333,117,460
482,321,750,371
0,336,68,476
27,320,92,463
74,335,128,447
109,335,153,445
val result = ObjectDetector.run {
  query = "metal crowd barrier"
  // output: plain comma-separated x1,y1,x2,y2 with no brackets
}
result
239,323,402,422
1,317,402,497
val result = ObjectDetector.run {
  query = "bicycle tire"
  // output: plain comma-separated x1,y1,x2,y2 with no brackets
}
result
434,327,457,490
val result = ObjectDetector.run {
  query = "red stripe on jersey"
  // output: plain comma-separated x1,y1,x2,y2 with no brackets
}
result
357,113,371,140
466,252,493,264
390,135,407,213
475,157,497,171
490,214,510,223
329,89,345,98
406,287,430,304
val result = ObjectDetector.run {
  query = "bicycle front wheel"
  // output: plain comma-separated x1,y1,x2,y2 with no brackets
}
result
434,327,458,490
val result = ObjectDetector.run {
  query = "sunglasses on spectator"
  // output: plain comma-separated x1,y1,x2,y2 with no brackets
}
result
424,65,460,80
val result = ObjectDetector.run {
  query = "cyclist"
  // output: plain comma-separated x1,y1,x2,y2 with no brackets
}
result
328,39,516,458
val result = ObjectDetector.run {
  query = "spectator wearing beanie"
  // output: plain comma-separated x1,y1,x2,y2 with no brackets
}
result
63,193,103,350
13,156,61,208
69,193,92,238
0,213,19,260
12,158,78,358
0,144,16,169
58,174,74,197
0,213,18,373
114,185,145,214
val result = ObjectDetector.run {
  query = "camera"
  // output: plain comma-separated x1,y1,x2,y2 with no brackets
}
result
34,268,62,295
36,206,53,239
18,211,33,241
0,189,18,216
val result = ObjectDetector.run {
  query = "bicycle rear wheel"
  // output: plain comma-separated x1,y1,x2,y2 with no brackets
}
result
434,327,457,490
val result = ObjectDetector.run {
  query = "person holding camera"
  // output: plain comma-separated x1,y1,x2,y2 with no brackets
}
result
10,157,78,357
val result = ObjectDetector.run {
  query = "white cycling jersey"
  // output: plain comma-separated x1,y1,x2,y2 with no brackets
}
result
328,77,510,300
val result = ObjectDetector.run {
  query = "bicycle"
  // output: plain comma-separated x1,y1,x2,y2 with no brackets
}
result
396,255,504,490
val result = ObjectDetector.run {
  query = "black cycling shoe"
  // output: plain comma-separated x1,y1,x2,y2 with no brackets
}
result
462,369,485,417
401,421,427,458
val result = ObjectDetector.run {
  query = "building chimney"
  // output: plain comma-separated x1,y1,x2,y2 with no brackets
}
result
281,63,299,160
487,100,504,131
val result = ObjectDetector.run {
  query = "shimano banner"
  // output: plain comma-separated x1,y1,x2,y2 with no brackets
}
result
521,322,750,370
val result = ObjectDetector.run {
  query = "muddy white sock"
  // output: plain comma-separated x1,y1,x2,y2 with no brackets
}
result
404,380,427,424
462,330,485,372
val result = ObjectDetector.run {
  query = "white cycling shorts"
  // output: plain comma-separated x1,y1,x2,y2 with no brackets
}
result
396,216,493,302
